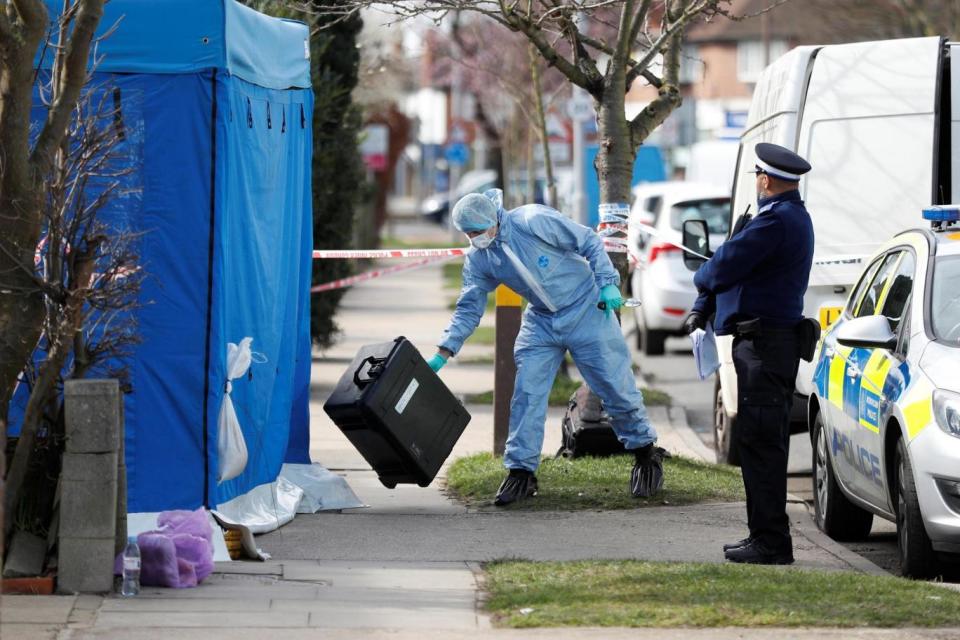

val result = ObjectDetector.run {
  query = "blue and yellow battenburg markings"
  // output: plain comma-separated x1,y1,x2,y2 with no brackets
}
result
858,351,892,432
815,332,930,441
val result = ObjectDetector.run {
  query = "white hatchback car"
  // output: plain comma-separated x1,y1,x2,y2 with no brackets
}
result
809,207,960,578
628,181,730,355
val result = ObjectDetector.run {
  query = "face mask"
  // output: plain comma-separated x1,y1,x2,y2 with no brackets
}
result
470,227,496,250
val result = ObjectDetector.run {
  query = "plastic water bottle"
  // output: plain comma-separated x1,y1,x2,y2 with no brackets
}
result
121,535,141,597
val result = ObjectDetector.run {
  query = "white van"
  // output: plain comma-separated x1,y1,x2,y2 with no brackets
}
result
711,36,960,464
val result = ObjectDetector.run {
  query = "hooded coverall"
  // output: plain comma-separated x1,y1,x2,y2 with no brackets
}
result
439,203,657,471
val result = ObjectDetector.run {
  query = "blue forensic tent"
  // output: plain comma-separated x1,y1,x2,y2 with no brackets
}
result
28,0,314,512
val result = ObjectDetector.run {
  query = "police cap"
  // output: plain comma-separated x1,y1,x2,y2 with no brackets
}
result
753,142,811,182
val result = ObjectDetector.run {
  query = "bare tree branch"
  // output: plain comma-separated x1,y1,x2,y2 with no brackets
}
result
626,0,652,47
30,0,105,175
496,0,594,90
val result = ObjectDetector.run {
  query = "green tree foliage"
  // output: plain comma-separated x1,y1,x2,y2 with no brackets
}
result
309,3,366,348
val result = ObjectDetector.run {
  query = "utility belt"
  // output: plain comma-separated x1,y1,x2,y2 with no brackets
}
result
733,317,821,362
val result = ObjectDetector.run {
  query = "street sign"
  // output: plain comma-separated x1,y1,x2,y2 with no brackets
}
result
444,142,470,166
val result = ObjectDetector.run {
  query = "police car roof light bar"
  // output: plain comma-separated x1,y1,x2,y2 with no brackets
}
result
922,206,960,230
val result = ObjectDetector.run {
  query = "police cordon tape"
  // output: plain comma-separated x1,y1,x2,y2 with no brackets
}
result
311,247,470,259
310,255,456,293
309,220,706,293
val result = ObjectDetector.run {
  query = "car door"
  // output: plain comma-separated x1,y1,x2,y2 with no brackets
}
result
824,251,900,496
853,250,916,505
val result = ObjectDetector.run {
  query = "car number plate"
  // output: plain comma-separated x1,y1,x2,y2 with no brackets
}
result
819,305,843,329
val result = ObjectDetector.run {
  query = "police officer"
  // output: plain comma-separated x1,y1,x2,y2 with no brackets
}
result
683,143,814,565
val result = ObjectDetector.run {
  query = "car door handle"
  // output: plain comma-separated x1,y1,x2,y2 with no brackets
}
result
824,345,835,358
846,363,862,378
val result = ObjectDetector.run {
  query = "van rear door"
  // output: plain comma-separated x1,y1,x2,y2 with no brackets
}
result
797,36,944,272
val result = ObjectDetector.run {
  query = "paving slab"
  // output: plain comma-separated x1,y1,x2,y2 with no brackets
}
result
282,560,478,590
92,610,310,628
0,624,61,640
130,573,323,599
0,595,76,624
211,561,282,576
97,597,272,612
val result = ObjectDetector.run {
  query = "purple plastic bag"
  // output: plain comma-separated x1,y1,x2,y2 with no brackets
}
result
115,508,216,589
137,533,181,588
169,532,214,583
176,556,198,589
157,508,213,544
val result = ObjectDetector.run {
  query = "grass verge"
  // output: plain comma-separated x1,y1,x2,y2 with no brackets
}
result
443,260,465,289
485,560,960,628
446,452,743,510
463,375,671,408
448,295,495,312
458,355,496,365
467,326,496,346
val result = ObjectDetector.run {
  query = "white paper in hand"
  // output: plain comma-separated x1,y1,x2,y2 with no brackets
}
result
689,322,720,381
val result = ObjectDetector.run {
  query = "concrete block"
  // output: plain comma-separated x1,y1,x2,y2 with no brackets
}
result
62,452,118,482
64,379,121,453
58,537,117,594
2,530,47,578
61,476,118,539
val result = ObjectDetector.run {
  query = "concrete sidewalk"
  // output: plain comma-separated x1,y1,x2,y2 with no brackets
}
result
4,221,948,640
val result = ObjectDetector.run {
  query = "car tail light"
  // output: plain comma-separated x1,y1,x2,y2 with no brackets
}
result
663,307,686,316
648,242,680,263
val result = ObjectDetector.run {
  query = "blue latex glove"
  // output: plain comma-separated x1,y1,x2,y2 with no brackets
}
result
598,284,623,316
427,353,448,373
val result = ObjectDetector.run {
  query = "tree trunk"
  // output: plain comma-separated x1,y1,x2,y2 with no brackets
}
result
4,245,97,536
0,192,47,424
595,81,636,286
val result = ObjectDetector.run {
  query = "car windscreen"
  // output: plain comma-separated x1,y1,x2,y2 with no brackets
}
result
669,198,731,234
931,255,960,344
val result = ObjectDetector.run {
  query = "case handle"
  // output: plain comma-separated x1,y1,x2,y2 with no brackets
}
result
353,356,386,388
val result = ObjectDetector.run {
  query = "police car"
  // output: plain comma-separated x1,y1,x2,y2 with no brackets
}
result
809,206,960,578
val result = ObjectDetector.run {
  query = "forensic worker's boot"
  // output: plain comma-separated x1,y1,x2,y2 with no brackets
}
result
494,469,539,506
722,537,753,553
630,444,666,498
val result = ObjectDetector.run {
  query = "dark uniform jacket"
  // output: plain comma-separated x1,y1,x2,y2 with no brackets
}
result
692,190,814,335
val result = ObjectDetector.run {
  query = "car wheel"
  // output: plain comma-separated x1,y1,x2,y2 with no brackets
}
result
713,378,740,466
895,438,938,578
812,411,873,541
642,327,666,356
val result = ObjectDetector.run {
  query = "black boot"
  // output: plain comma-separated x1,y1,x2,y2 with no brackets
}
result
723,537,753,553
725,540,794,565
630,444,667,498
494,469,538,506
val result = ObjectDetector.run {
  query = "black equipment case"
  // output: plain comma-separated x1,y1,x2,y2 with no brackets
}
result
558,384,626,458
323,337,471,488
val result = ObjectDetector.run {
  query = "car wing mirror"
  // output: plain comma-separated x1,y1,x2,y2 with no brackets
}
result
835,315,898,350
681,219,711,272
